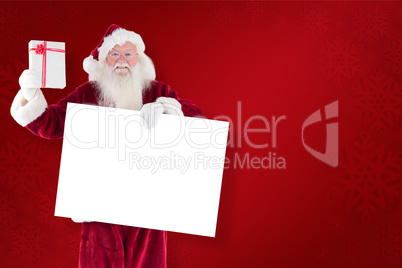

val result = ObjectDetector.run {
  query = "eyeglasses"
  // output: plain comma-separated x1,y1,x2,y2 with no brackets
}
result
108,51,138,61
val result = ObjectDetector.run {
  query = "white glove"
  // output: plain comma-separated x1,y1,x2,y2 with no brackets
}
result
19,69,41,101
71,218,92,223
140,102,165,129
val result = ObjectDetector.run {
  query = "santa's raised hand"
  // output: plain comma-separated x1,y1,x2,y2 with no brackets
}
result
19,69,41,101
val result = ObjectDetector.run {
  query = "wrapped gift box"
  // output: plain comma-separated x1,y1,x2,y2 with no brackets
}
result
29,40,66,89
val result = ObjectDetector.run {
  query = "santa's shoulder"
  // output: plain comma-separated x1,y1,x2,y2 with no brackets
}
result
143,80,178,103
148,80,170,90
62,81,98,105
147,80,177,97
75,81,98,92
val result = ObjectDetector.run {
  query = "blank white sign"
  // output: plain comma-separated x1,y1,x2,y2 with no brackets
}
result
55,103,229,237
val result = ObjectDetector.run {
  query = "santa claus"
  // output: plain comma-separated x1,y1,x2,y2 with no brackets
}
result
10,24,203,267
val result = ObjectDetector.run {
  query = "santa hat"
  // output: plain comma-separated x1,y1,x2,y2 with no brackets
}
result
83,24,148,80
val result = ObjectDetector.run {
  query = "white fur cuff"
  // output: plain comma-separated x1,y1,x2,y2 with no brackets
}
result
10,89,47,127
156,97,184,116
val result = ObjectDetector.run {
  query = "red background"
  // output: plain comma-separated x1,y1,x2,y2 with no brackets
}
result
0,1,401,267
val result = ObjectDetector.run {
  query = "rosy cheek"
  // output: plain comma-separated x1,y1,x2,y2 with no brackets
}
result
107,59,115,67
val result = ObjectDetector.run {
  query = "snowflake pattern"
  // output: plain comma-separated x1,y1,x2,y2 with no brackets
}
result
329,217,345,234
339,239,361,261
211,2,234,27
11,223,48,265
298,3,331,38
315,247,330,263
36,187,70,229
359,49,383,76
39,4,62,28
352,3,389,44
36,188,56,224
376,224,402,263
384,35,402,77
0,97,10,117
0,96,12,141
332,0,349,9
0,128,7,143
65,232,81,258
397,6,402,26
0,191,16,229
0,136,49,197
0,57,26,100
21,197,37,219
352,70,402,136
271,14,288,32
0,2,400,267
331,132,402,221
69,4,84,19
0,5,23,42
318,35,362,87
244,1,266,21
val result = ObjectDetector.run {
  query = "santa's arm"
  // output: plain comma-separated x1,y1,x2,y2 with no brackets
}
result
10,88,48,128
10,82,94,139
25,97,70,139
149,81,204,118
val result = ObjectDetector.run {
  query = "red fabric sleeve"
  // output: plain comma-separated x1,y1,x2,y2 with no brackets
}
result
144,81,204,118
27,81,202,140
26,82,98,140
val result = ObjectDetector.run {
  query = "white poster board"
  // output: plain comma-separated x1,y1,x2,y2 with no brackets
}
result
55,103,229,237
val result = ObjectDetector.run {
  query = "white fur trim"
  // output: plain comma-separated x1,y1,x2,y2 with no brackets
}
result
98,28,145,62
156,97,184,116
138,53,156,81
83,55,99,76
83,55,102,81
10,89,47,127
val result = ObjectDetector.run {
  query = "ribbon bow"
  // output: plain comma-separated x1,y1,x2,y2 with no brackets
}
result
33,44,46,55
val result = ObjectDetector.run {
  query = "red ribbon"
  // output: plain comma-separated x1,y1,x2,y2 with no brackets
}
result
29,41,65,88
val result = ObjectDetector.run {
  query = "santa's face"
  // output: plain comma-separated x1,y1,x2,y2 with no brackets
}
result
106,42,138,76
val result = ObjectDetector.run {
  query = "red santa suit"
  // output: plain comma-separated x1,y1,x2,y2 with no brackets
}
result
10,24,203,268
24,80,203,139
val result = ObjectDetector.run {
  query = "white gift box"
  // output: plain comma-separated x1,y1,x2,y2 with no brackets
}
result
28,40,66,89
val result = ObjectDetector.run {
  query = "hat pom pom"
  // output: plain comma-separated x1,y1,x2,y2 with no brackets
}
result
83,56,102,81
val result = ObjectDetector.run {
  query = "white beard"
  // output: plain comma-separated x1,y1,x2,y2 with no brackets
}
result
96,62,145,110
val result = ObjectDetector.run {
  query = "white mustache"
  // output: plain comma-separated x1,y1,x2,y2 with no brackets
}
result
113,62,131,71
